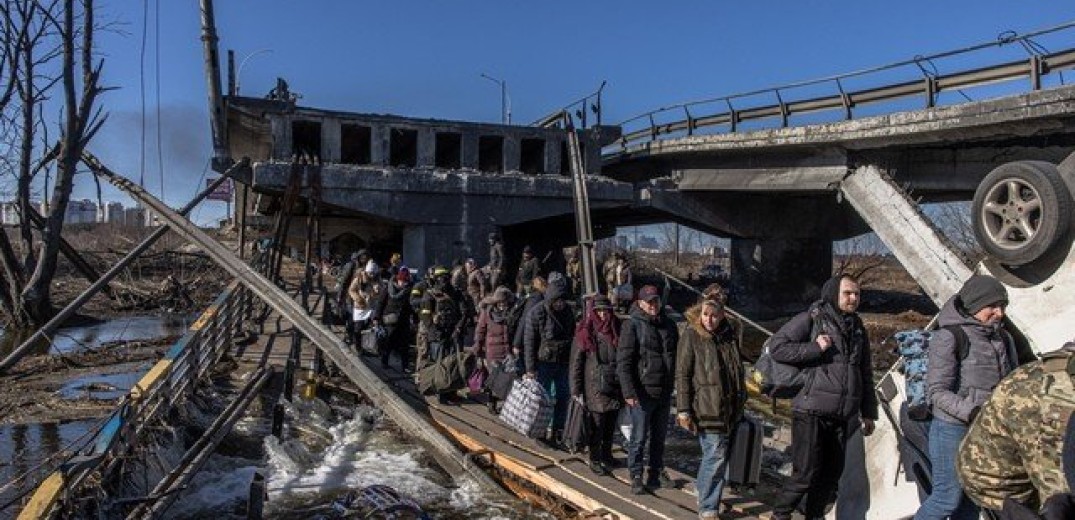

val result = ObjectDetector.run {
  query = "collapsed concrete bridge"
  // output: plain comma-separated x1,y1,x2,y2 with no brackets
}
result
231,79,1075,316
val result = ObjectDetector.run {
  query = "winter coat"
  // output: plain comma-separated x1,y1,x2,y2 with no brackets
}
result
376,280,412,328
927,295,1018,425
473,307,513,364
675,316,745,434
617,304,679,401
512,291,544,349
570,329,623,413
522,279,575,372
467,269,487,306
768,301,878,420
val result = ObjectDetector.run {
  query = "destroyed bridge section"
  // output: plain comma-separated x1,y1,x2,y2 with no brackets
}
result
230,82,1075,317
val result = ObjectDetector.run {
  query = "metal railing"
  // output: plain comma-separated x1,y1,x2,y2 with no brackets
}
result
16,281,257,519
611,21,1075,152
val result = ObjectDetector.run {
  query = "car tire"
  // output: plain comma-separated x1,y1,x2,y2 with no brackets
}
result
972,160,1072,266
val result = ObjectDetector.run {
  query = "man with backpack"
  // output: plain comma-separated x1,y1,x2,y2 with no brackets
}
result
915,274,1017,520
768,274,877,520
522,272,576,445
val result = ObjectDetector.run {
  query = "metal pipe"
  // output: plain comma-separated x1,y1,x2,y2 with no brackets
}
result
0,159,247,374
198,0,230,171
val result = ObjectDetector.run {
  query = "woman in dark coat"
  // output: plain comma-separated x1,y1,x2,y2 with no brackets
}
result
570,295,623,475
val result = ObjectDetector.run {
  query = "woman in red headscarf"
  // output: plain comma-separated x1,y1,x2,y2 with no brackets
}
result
570,294,623,475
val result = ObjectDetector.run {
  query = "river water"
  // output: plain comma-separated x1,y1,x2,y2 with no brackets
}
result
0,315,550,518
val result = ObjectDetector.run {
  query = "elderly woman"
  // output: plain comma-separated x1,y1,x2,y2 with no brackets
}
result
472,286,516,414
674,285,746,520
570,295,623,476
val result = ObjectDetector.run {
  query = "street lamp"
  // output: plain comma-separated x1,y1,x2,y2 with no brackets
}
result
480,73,511,124
236,48,273,95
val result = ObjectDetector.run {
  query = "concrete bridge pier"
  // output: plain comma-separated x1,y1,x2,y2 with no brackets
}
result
729,236,833,319
403,223,500,273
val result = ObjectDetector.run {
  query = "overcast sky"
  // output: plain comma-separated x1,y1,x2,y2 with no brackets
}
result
63,1,1075,225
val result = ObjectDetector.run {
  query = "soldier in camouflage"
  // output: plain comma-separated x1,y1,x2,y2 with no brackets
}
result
957,342,1075,515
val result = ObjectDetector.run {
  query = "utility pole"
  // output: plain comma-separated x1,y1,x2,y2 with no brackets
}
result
481,73,510,124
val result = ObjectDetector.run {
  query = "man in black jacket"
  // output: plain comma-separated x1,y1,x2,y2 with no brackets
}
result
617,284,679,494
523,272,576,443
769,274,878,520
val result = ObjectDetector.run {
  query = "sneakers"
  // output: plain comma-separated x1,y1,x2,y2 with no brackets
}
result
631,475,645,495
646,469,674,489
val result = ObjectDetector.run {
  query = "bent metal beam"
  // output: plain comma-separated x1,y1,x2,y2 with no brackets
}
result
82,156,508,498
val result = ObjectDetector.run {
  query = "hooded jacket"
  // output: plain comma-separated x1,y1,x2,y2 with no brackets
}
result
927,294,1018,425
522,274,575,371
675,308,745,433
473,305,513,363
768,276,878,420
376,279,412,325
617,303,679,401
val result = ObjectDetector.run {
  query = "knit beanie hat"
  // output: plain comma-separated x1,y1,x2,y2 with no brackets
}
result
957,274,1008,314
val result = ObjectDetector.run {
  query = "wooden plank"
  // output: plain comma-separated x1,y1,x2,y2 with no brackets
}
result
438,419,689,520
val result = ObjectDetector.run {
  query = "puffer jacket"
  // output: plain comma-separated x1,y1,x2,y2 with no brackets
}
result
927,294,1018,425
569,327,623,413
522,274,574,371
377,280,412,326
769,301,878,420
521,290,575,371
473,307,512,363
675,316,745,434
617,304,678,401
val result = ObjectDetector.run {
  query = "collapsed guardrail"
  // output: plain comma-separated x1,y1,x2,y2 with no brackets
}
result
17,282,254,518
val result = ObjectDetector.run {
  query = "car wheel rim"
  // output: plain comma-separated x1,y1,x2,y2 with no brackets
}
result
980,178,1043,250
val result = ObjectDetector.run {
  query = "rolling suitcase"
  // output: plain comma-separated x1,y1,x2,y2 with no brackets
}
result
728,416,763,487
560,397,589,453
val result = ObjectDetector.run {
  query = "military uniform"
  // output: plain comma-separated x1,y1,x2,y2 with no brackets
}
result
957,343,1075,512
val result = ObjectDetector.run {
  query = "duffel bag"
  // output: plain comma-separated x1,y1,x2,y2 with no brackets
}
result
417,350,473,396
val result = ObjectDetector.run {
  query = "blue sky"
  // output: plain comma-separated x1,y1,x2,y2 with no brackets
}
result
75,1,1075,225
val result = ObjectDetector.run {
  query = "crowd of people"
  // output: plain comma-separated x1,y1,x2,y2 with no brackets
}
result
328,236,1072,520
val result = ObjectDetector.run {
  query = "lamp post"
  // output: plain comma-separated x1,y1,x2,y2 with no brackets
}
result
236,48,273,95
480,73,511,124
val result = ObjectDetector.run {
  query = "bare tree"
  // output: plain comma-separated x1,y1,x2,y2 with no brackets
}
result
0,0,106,328
833,232,888,286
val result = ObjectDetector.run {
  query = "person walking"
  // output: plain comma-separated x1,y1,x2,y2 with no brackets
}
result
768,274,877,520
486,232,505,288
375,269,413,371
675,285,746,519
522,272,576,444
617,284,679,494
916,274,1017,520
472,286,516,414
570,295,623,475
516,246,541,296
